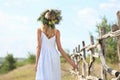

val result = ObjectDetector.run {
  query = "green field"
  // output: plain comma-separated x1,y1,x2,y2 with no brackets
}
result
0,63,76,80
0,60,119,80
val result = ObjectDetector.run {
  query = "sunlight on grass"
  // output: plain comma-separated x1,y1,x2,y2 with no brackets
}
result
0,65,36,80
0,62,119,80
0,63,76,80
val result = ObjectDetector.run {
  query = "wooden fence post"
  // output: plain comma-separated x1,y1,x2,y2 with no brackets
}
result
88,35,95,76
73,49,75,54
117,11,120,68
75,47,78,53
82,41,86,76
78,45,81,72
99,27,107,80
78,45,80,53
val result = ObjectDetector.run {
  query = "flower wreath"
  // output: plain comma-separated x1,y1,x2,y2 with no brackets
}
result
37,9,62,29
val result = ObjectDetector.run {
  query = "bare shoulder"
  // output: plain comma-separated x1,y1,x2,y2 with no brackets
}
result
37,28,41,34
37,28,41,32
36,28,42,38
55,29,60,35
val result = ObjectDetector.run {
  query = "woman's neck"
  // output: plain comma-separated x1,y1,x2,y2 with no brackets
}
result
41,25,56,38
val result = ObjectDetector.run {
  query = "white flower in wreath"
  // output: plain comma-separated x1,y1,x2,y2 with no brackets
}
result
45,12,50,19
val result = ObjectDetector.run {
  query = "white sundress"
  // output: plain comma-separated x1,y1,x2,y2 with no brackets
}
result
36,31,61,80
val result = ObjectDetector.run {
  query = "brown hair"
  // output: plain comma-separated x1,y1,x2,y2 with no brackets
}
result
42,24,55,38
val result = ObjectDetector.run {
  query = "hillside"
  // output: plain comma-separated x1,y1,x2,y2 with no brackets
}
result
0,63,76,80
0,62,119,80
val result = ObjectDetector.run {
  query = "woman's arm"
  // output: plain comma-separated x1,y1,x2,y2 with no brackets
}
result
56,30,77,69
35,28,42,71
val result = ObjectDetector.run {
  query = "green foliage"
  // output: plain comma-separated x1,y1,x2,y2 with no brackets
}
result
15,52,36,68
37,9,62,29
0,54,16,74
60,56,66,63
26,52,36,64
15,59,27,68
96,17,111,34
96,16,118,63
0,52,36,74
106,38,118,63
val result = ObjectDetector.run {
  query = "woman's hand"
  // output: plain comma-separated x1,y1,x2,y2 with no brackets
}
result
71,61,78,70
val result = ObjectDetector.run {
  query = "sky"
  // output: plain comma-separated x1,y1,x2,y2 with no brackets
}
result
0,0,120,58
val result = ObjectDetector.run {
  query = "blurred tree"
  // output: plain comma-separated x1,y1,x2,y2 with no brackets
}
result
96,17,118,63
27,52,36,64
0,54,16,74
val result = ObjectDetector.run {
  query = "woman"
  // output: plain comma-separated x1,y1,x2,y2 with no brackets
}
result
35,9,77,80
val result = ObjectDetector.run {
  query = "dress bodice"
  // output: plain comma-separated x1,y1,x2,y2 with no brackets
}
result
41,32,56,49
36,31,61,80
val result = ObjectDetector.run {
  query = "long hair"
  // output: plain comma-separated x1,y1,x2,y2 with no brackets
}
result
42,24,55,38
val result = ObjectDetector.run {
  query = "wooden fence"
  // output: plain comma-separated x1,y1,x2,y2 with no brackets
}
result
70,11,120,80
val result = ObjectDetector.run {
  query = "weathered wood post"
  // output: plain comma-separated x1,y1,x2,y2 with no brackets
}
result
116,11,120,68
88,35,95,75
77,45,81,73
82,41,86,76
74,47,78,65
75,47,78,53
73,49,75,54
78,45,80,53
99,27,107,80
97,25,120,79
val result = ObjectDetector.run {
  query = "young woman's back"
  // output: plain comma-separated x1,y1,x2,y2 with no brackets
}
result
35,9,77,80
36,28,61,80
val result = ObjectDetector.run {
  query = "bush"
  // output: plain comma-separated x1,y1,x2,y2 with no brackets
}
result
26,52,36,64
0,54,16,74
15,60,27,67
15,52,36,68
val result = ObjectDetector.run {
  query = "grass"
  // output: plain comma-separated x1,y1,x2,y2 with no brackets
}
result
0,64,35,80
0,63,76,80
0,60,119,80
